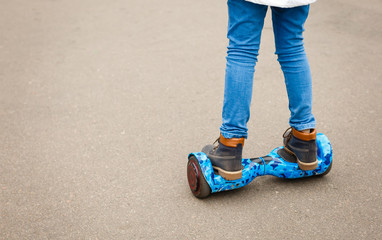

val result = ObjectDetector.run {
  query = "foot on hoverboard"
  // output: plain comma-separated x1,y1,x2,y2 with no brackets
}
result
201,134,244,181
187,133,333,198
283,128,318,171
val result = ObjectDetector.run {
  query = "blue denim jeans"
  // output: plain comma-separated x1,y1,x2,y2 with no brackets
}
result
220,0,316,139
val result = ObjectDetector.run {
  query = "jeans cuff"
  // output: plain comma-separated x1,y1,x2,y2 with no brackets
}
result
220,131,248,139
290,123,316,131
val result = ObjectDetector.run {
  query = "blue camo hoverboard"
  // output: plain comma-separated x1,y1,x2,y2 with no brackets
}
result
187,133,333,198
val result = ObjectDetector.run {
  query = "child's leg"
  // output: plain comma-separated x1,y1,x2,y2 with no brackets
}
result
203,0,267,180
271,5,316,131
272,5,318,170
219,0,268,139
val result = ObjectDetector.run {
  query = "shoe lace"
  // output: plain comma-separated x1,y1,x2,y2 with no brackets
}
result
283,127,292,141
212,137,220,151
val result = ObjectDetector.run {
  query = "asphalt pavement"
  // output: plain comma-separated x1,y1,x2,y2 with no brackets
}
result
1,0,381,239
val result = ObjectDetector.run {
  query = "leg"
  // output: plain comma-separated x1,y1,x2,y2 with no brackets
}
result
203,0,267,180
271,5,315,131
220,0,268,139
272,5,318,170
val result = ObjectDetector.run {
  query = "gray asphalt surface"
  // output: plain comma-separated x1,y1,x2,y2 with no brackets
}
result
1,0,381,239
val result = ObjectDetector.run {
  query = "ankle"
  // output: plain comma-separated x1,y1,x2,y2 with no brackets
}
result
292,128,316,141
219,133,245,147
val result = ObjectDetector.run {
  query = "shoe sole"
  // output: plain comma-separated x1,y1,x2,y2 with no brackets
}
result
284,147,318,171
212,166,242,180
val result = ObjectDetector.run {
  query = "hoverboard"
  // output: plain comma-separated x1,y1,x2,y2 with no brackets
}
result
187,133,332,198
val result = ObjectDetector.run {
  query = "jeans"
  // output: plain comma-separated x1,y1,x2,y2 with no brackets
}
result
220,0,316,139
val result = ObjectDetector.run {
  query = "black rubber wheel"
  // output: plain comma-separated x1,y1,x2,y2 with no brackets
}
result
187,156,211,198
319,160,333,176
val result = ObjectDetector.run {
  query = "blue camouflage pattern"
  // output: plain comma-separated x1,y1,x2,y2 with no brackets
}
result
188,133,332,193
